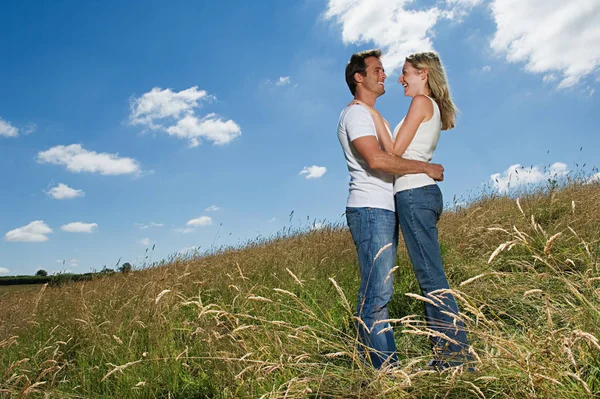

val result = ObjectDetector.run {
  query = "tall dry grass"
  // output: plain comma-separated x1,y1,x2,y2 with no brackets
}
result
1,180,599,398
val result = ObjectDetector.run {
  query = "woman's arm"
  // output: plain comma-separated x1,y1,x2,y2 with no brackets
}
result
349,103,395,152
390,95,432,156
369,108,395,153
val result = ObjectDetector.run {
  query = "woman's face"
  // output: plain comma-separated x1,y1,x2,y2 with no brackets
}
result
398,61,426,97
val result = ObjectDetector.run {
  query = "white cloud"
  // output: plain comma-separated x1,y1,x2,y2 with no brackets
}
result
588,172,600,184
490,162,569,194
70,259,80,267
139,238,151,246
205,205,220,212
268,217,276,223
5,221,52,242
186,216,212,227
129,86,214,128
45,183,85,200
490,0,600,88
481,65,492,73
325,0,444,74
23,123,37,135
175,215,212,234
0,117,18,137
446,0,483,6
0,267,10,274
129,86,242,147
37,144,141,176
60,222,98,233
325,0,599,88
311,222,326,231
444,0,483,20
276,76,291,86
166,113,241,147
299,165,327,179
136,222,164,229
175,227,196,234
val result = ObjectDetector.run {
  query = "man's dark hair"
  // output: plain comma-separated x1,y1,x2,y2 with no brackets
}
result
345,49,382,96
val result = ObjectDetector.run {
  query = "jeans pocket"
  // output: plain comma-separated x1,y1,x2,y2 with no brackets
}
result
346,207,371,246
423,185,443,218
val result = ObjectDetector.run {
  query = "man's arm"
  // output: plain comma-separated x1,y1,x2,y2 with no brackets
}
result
353,135,444,181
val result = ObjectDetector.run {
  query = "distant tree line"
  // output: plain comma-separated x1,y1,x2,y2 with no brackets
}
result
0,263,133,286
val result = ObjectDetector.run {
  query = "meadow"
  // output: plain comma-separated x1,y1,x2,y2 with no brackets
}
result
0,285,41,295
1,179,599,398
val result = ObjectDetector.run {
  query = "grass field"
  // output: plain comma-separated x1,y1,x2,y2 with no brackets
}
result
1,180,599,398
0,285,43,295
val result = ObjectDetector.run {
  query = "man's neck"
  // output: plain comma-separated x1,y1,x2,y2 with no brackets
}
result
354,90,377,107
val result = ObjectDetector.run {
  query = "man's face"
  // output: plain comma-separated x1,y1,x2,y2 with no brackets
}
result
360,56,387,97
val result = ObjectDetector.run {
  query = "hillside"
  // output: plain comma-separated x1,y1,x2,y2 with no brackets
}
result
1,182,599,398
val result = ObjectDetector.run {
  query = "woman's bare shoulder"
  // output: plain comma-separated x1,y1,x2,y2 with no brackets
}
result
407,95,433,118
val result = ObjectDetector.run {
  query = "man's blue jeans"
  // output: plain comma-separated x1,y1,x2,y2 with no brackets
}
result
346,207,399,369
395,184,471,365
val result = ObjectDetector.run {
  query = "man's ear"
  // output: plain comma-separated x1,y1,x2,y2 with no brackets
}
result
353,72,364,84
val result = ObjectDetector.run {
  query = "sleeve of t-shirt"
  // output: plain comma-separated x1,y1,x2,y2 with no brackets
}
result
344,105,376,142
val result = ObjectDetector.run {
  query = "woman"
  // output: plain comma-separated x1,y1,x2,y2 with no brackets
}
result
353,52,471,369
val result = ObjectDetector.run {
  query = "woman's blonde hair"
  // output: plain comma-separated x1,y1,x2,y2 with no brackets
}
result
406,52,457,130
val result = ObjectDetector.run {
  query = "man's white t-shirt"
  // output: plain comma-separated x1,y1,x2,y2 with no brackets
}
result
337,105,395,211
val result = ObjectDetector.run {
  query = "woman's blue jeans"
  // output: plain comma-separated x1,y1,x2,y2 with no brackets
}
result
346,207,399,369
395,184,471,365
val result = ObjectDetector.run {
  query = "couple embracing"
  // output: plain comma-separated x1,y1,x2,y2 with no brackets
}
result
337,49,472,370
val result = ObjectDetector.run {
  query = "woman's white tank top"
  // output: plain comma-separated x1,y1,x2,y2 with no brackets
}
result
393,95,441,194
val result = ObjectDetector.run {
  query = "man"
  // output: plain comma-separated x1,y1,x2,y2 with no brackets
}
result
337,49,444,368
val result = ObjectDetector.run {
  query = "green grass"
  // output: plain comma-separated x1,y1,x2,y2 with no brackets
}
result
1,180,599,398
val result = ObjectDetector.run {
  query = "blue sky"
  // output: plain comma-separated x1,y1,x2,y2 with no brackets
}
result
1,0,598,276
